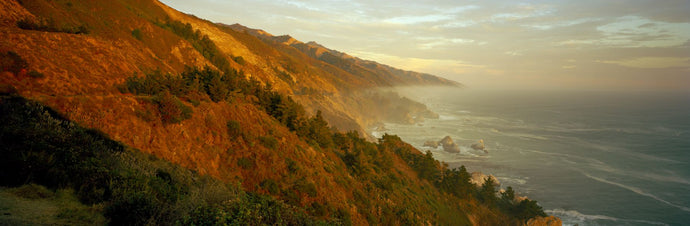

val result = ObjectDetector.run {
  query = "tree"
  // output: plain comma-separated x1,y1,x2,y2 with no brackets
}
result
514,199,546,220
437,166,472,199
478,177,497,206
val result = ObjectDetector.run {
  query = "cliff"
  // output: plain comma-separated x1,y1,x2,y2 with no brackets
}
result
1,0,556,225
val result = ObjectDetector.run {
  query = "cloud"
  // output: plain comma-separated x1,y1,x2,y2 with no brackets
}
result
598,57,690,69
385,14,453,25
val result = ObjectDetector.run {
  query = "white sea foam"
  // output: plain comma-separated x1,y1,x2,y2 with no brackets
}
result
497,176,527,185
546,209,669,226
438,114,458,120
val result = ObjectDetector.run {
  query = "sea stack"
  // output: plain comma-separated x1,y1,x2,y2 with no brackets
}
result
440,136,461,153
471,139,487,153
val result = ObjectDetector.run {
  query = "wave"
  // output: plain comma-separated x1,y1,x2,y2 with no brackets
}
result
497,176,528,185
581,172,690,213
546,209,669,226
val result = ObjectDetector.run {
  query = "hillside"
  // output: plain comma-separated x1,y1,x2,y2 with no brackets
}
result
0,0,557,225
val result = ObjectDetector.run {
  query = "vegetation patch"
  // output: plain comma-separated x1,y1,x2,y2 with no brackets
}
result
131,28,143,41
237,157,254,169
152,91,192,124
17,18,88,34
259,135,278,149
0,95,333,225
156,20,231,73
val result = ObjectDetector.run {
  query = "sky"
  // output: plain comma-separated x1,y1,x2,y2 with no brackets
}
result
159,0,690,91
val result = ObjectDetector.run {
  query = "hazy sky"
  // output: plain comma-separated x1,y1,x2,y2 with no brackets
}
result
160,0,690,90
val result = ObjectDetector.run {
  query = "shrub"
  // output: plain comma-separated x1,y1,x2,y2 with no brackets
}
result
232,55,245,65
152,91,192,124
28,70,45,78
226,120,242,138
294,179,317,198
105,192,158,226
259,135,278,149
131,28,143,41
309,202,327,217
286,158,300,173
260,179,280,194
237,157,254,169
17,18,88,34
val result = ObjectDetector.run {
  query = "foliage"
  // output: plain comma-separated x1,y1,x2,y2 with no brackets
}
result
0,95,334,225
226,120,242,138
499,186,547,221
479,177,498,206
27,70,45,78
259,135,278,149
131,28,143,41
17,18,88,34
436,166,473,199
152,91,192,124
118,66,336,147
260,179,280,195
237,157,254,169
183,193,328,226
157,20,231,73
231,55,246,65
293,179,318,198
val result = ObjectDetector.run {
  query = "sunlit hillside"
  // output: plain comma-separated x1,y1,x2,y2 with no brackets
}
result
1,0,558,225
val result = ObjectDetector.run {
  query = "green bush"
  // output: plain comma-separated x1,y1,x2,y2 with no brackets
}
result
226,120,242,138
237,157,254,169
105,192,158,226
259,135,278,149
294,179,317,198
260,179,280,194
157,20,231,73
131,28,143,40
152,91,192,124
17,18,88,34
27,70,45,78
286,158,300,173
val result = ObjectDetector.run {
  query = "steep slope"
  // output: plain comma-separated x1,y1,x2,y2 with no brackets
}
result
1,0,556,225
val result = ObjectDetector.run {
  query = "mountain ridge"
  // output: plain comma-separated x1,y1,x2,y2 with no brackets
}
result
224,22,463,88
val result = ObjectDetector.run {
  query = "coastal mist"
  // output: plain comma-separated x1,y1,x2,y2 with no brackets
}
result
372,87,690,226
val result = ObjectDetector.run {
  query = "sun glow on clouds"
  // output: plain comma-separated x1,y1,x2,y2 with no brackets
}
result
160,0,690,90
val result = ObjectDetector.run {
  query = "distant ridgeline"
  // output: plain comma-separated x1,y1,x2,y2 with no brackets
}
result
0,0,554,225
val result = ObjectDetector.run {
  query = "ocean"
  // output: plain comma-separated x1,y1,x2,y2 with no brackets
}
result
371,87,690,226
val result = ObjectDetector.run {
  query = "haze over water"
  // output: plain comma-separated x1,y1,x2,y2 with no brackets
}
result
373,87,690,226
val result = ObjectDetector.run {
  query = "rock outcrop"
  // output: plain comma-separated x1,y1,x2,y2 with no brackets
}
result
440,136,460,153
526,216,562,226
423,140,439,148
470,172,500,187
471,139,488,153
